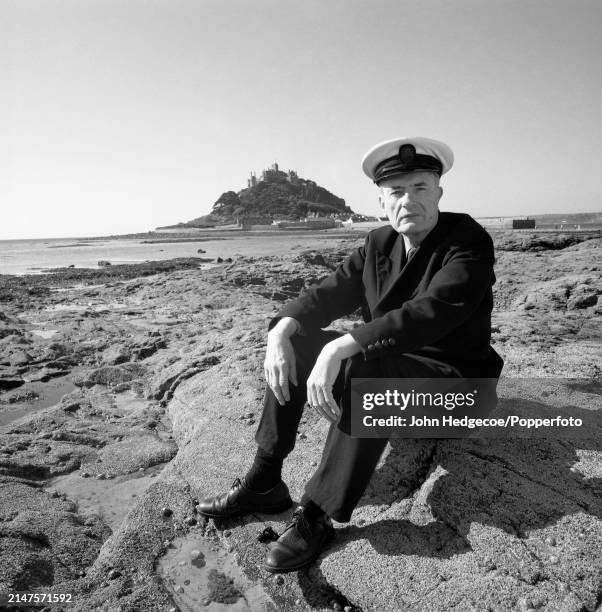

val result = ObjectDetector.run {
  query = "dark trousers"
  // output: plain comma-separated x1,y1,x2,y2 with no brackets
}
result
254,330,460,522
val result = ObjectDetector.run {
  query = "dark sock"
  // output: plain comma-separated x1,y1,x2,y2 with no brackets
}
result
244,447,284,492
300,494,326,521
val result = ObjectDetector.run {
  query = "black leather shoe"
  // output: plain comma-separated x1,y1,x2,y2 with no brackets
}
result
264,506,334,573
196,478,293,519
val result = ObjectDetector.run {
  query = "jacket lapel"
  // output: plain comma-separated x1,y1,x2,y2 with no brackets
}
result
373,230,399,299
374,251,392,298
380,232,405,296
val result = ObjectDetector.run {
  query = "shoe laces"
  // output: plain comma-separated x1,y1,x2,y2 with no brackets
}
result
226,477,245,500
284,507,312,541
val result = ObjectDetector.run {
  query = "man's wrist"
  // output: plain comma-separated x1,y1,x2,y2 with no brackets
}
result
323,334,362,359
269,317,300,338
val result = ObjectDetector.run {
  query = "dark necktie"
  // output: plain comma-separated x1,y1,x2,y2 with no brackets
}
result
406,246,417,264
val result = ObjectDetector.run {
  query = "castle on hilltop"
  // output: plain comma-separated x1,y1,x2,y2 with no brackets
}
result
247,162,299,188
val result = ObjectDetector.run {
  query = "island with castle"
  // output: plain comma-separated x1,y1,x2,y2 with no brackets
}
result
157,163,377,231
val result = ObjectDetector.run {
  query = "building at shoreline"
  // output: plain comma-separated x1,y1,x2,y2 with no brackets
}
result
476,216,537,230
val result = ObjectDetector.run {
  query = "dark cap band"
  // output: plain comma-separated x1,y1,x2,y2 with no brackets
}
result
373,144,443,183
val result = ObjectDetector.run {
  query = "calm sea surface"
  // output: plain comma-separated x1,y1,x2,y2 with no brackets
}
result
0,230,373,276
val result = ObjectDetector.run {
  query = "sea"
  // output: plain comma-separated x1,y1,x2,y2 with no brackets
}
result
0,228,376,276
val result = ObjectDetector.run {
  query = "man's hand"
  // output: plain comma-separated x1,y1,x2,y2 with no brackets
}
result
264,318,299,406
306,349,343,422
307,334,362,423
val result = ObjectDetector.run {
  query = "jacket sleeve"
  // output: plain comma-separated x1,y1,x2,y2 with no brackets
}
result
349,232,495,360
269,240,367,333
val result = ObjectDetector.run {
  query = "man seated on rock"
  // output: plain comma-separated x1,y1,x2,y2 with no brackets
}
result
198,136,504,572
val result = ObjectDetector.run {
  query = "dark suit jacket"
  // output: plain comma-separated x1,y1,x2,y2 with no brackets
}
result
275,212,503,378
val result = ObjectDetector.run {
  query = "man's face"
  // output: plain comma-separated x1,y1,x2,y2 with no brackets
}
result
378,171,443,238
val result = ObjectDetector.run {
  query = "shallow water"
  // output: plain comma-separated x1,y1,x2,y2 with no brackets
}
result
30,328,60,338
0,375,77,427
46,463,166,531
42,302,128,313
0,230,368,275
157,530,275,612
0,237,226,275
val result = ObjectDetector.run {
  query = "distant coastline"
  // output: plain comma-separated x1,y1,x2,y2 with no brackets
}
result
2,210,601,244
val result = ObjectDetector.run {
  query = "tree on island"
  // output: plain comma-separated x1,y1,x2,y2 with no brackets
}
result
212,191,242,217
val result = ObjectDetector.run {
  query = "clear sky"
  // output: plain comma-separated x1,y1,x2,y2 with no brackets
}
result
3,0,601,239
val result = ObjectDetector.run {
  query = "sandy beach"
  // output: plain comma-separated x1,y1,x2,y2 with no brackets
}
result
0,231,601,612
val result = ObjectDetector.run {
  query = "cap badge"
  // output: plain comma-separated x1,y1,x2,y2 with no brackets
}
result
399,144,416,165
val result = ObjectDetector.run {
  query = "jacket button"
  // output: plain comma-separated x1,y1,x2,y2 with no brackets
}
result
375,340,382,347
382,338,389,346
389,338,396,346
367,344,375,351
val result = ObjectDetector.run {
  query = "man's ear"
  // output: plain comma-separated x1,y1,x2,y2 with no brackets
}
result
378,193,385,211
438,186,443,201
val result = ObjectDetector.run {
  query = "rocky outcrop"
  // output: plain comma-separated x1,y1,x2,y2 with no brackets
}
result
168,167,355,228
0,235,600,611
0,477,109,591
494,233,600,252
